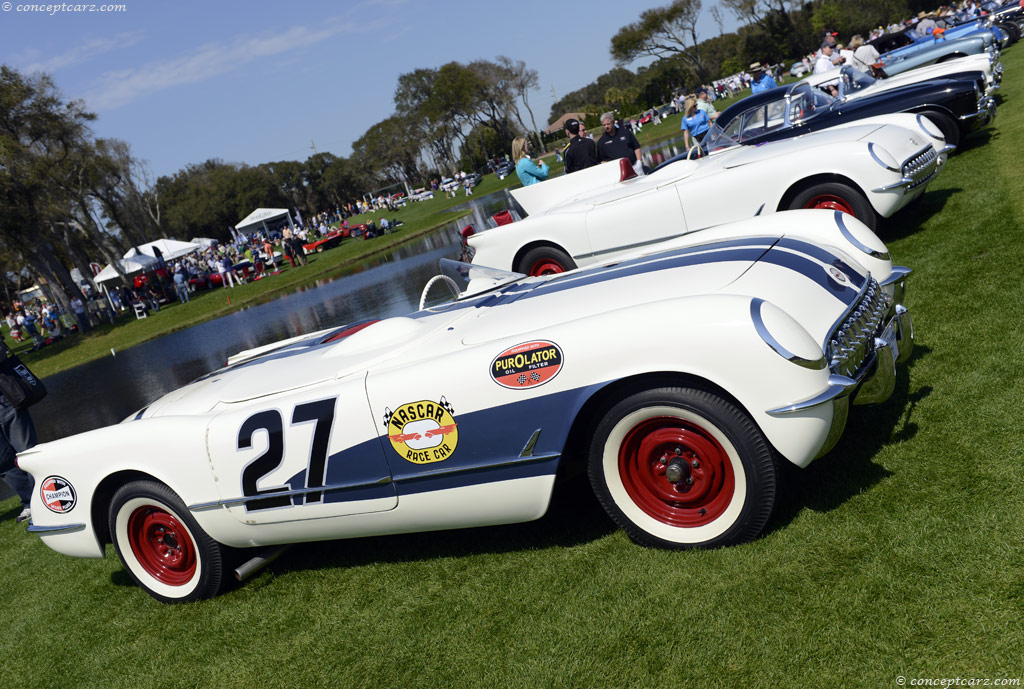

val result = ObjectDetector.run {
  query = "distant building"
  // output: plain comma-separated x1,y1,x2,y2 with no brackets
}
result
545,112,587,134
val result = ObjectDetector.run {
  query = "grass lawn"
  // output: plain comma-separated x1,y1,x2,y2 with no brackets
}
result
2,62,1023,689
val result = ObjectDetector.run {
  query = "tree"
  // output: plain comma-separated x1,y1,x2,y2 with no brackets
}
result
352,114,423,191
0,66,101,318
497,56,542,144
549,67,636,122
610,0,711,83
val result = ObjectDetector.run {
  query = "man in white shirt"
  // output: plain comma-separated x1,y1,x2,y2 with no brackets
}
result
815,43,842,74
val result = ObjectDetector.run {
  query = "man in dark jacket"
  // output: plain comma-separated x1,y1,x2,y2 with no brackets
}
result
0,335,37,523
562,119,599,174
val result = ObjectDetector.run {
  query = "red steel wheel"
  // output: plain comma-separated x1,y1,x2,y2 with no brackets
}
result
802,194,855,215
530,258,566,276
789,182,877,231
126,504,197,586
588,387,778,549
517,246,576,277
617,416,735,528
110,480,227,603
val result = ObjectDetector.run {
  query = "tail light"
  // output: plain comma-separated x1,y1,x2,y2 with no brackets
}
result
619,158,637,182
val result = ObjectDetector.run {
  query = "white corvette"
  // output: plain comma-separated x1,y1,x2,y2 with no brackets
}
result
20,210,912,603
467,116,943,276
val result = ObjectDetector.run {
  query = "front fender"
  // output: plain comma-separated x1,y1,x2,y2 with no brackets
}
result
19,417,218,558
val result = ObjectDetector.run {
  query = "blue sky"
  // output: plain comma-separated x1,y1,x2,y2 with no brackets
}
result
1,0,738,179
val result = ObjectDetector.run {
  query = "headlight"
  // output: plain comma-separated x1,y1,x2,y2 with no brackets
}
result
750,299,826,370
868,142,899,171
834,211,890,261
915,114,943,140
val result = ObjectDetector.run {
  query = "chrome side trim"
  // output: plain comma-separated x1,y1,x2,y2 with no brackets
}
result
750,299,827,370
396,453,560,484
834,212,890,260
189,475,395,512
188,454,561,512
766,375,858,416
27,521,86,535
573,232,690,260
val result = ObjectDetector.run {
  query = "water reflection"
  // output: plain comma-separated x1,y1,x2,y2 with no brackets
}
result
34,220,474,442
642,133,691,169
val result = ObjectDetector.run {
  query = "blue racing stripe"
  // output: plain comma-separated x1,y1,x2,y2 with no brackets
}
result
759,250,859,303
776,237,866,289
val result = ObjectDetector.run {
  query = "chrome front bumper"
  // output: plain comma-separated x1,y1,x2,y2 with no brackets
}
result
766,268,914,455
960,96,997,129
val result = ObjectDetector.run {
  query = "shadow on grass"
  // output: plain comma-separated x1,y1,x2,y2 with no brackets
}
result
885,187,962,242
771,343,933,530
0,503,22,522
243,348,933,584
956,127,997,155
261,475,616,582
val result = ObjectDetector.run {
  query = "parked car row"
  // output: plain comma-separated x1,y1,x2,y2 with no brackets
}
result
19,12,1009,604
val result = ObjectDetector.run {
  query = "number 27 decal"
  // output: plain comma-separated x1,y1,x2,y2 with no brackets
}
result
237,398,336,511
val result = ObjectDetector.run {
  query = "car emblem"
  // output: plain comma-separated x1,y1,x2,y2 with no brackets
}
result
910,137,921,146
829,266,847,283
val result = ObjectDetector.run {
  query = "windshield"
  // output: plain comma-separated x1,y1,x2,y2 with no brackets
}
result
438,258,524,299
701,122,741,153
786,83,833,123
812,66,876,98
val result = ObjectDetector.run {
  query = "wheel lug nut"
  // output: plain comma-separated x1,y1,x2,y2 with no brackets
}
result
685,477,694,485
659,457,668,465
691,459,699,468
674,447,682,455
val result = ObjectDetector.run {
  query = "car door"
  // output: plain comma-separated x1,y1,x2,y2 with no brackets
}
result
582,183,690,262
205,373,397,525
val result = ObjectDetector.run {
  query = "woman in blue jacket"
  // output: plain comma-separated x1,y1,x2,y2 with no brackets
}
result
680,96,711,154
513,137,549,186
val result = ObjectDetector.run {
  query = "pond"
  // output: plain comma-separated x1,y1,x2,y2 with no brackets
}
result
29,211,495,443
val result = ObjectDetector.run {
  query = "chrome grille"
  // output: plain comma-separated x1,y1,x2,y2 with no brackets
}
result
827,277,892,378
900,147,938,190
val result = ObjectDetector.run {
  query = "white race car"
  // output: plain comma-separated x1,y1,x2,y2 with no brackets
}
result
467,116,943,276
20,210,913,603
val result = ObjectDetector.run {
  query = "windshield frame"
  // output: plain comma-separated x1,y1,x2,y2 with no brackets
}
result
436,258,525,301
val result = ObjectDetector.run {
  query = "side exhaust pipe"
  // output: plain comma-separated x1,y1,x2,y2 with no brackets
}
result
234,545,289,582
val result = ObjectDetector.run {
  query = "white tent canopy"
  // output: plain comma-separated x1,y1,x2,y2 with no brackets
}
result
235,208,296,234
124,238,202,262
93,254,159,284
189,237,219,248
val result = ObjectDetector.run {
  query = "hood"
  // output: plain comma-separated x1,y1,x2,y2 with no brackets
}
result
460,233,778,345
724,239,869,346
713,124,881,168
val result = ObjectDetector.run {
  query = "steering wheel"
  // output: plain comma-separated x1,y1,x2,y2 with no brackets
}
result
418,274,461,310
